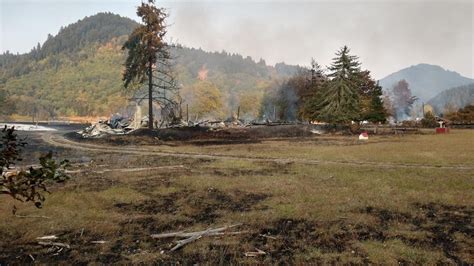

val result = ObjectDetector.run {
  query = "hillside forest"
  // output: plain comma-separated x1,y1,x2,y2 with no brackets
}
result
0,13,302,122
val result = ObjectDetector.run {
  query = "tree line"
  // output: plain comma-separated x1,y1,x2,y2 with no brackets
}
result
261,46,387,124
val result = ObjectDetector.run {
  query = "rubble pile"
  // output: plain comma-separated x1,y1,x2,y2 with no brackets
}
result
78,110,319,139
79,115,135,138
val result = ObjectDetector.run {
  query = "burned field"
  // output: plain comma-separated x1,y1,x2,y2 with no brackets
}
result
0,128,473,264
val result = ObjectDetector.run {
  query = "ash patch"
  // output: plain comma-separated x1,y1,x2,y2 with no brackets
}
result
183,188,269,223
115,196,178,215
114,188,269,223
243,219,379,264
363,203,473,264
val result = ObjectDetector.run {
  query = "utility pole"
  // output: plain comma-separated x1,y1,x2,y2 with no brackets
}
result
148,61,153,129
186,104,189,122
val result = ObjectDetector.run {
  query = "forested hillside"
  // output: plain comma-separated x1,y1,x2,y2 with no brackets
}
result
427,83,474,115
0,12,301,119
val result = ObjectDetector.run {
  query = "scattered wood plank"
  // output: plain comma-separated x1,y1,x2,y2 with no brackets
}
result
37,241,70,249
259,234,277,240
151,224,245,251
36,235,58,240
170,229,210,251
151,224,242,239
244,248,266,257
90,240,107,244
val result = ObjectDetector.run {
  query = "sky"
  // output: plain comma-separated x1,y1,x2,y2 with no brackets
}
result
1,0,473,80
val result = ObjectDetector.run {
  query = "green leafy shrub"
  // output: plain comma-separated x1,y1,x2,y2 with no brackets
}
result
0,126,69,213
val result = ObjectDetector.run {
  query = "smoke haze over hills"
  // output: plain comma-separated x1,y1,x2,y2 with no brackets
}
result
1,0,472,79
379,64,474,102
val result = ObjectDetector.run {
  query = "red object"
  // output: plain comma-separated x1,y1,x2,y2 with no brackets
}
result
361,132,368,137
436,128,449,134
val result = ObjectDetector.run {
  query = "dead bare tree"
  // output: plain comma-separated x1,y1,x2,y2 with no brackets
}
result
122,0,171,129
130,44,182,127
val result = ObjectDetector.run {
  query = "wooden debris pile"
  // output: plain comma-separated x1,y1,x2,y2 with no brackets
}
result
151,224,246,251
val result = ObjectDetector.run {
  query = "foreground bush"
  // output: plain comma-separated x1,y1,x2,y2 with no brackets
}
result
0,126,69,213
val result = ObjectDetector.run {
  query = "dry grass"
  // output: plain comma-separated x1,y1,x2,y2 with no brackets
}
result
141,129,474,166
0,130,473,264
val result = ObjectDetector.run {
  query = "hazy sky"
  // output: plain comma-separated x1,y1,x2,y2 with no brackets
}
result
1,0,473,79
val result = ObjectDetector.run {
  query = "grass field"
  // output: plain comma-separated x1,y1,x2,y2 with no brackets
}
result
0,129,473,264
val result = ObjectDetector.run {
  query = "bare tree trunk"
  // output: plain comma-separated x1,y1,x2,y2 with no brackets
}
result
148,61,154,130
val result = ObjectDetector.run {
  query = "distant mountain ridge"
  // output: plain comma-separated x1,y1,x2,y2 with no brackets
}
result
427,83,474,114
379,64,474,102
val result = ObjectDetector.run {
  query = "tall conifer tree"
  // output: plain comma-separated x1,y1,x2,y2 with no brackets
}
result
122,0,168,129
308,45,361,123
365,82,387,123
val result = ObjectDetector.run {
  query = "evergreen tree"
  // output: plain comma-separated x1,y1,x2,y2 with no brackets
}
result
0,89,7,116
307,46,361,123
122,0,168,129
310,58,324,87
365,82,387,123
300,59,326,120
